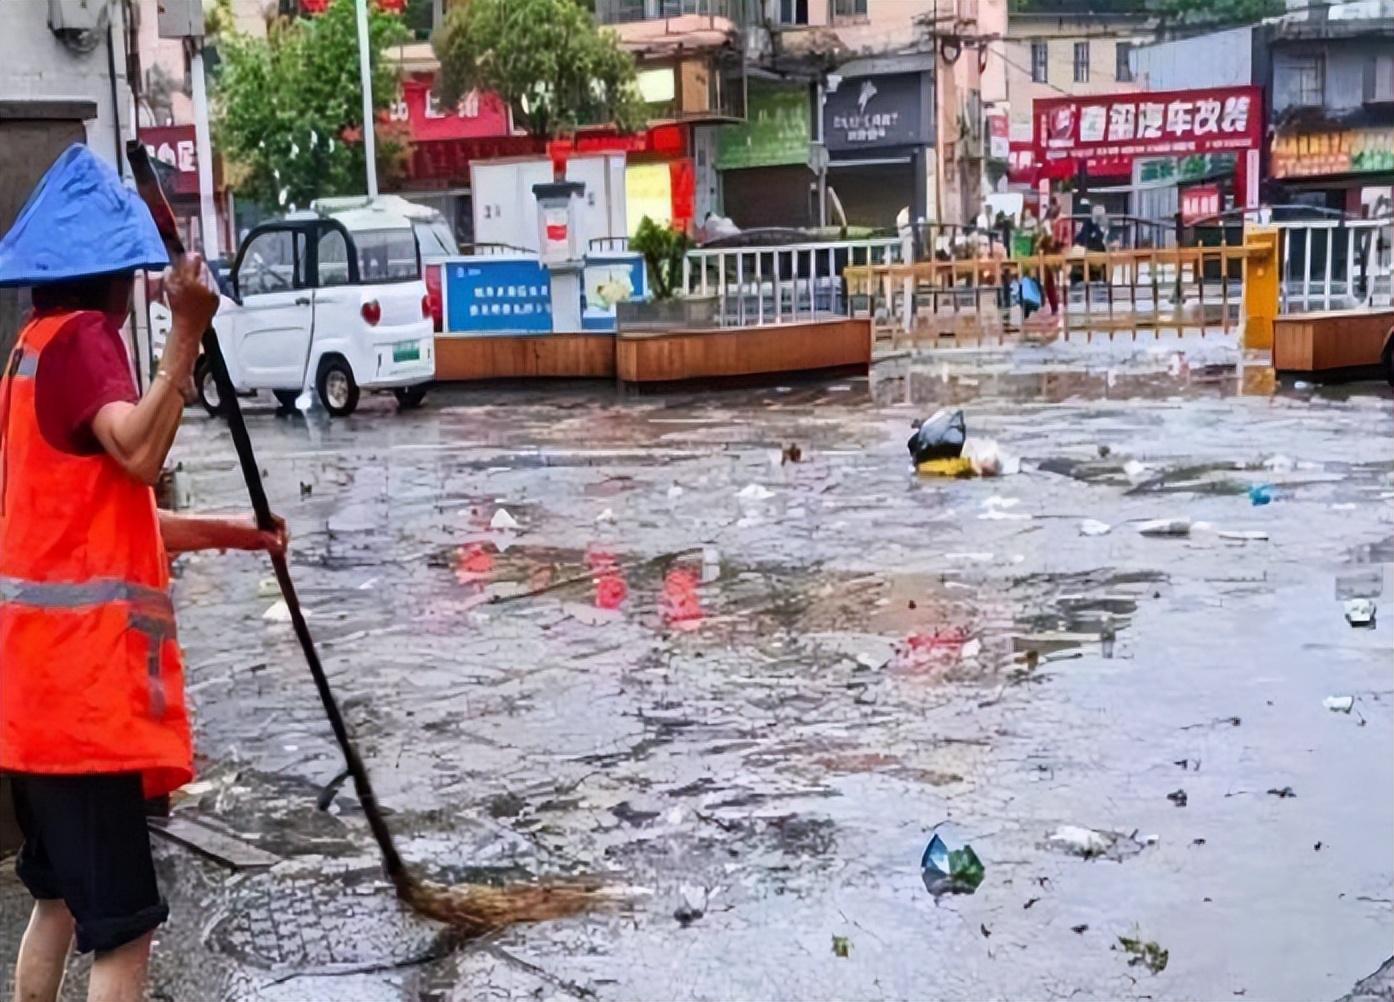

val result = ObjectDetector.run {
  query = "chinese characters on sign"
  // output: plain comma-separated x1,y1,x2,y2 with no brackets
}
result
1034,86,1261,174
822,73,930,153
1180,184,1221,223
385,75,511,143
1271,126,1394,179
137,125,200,196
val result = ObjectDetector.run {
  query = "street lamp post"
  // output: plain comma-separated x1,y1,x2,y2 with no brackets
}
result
355,0,378,198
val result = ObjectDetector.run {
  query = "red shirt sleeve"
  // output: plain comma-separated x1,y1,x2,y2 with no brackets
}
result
33,311,140,456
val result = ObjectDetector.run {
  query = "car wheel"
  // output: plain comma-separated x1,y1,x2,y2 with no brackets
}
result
393,386,428,411
272,389,301,412
195,356,225,417
316,356,360,417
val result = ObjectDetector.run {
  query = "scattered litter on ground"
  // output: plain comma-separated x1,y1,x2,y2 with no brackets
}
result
1324,695,1355,713
1219,530,1269,542
1267,786,1296,799
1046,825,1147,861
1167,789,1188,807
674,885,707,926
1123,460,1150,483
979,496,1030,520
781,443,803,465
1192,838,1207,846
831,935,851,958
595,508,615,523
1263,455,1295,473
490,508,519,530
1072,924,1089,935
1249,484,1274,506
1138,518,1191,537
148,816,280,871
1314,842,1323,852
917,457,976,477
255,577,280,598
666,484,685,499
1079,519,1112,537
261,599,291,623
356,577,378,590
1117,935,1170,975
962,438,1020,477
1097,444,1112,458
921,830,985,897
980,923,992,938
737,483,776,502
1344,599,1377,629
1182,715,1241,730
1023,897,1040,910
701,546,720,583
907,409,966,464
1336,571,1383,601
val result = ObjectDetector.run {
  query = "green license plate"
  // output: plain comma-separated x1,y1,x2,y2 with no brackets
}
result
393,341,421,363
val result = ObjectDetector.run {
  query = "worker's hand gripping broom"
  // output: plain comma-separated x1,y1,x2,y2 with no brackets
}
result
125,141,607,933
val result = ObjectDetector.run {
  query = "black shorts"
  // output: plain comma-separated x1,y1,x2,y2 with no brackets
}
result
9,773,169,953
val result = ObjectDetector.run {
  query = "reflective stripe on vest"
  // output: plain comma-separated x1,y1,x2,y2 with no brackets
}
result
7,349,37,379
0,575,177,720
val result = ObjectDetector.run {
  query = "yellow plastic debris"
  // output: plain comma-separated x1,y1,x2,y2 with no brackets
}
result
916,457,976,478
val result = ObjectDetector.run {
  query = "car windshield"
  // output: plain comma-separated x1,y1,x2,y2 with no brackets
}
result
354,228,420,283
413,220,458,258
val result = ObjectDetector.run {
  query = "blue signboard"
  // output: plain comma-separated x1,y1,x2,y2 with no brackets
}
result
444,258,553,333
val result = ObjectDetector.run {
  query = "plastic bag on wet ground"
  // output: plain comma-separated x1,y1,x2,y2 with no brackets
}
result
907,409,966,465
921,830,984,897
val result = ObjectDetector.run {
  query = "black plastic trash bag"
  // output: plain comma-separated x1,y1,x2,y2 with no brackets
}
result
907,409,967,464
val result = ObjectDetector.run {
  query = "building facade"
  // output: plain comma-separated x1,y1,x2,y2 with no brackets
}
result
1263,3,1394,215
1003,0,1154,213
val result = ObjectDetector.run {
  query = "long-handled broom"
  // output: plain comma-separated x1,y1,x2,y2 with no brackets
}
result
126,141,607,933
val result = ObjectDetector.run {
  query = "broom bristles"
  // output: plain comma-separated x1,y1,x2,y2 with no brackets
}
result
401,875,615,933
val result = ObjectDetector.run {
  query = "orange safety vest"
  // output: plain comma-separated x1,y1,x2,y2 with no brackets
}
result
0,310,191,798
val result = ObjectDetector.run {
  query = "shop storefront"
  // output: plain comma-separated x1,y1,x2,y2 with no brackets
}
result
1270,123,1394,216
716,81,815,229
1033,86,1262,225
822,70,935,230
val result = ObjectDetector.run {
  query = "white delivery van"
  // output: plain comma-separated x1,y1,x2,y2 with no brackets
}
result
195,204,435,418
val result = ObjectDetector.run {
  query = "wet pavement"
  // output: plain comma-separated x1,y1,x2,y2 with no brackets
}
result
3,335,1391,1000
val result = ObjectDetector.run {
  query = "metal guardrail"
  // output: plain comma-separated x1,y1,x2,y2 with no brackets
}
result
1272,217,1393,314
846,243,1261,344
682,237,904,325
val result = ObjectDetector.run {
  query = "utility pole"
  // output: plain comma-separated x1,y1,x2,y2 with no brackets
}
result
190,40,220,260
355,0,378,198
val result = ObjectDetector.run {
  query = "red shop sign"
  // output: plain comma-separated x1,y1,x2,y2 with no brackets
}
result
1034,86,1261,173
1181,183,1221,223
385,75,511,143
137,124,199,196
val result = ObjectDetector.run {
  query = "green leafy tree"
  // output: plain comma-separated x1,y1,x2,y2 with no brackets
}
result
1157,0,1283,24
213,0,409,210
630,216,689,300
432,0,645,139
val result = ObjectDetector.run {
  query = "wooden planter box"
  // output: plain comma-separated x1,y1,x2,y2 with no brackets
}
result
1273,309,1392,373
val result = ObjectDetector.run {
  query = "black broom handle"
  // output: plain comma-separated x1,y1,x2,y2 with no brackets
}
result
199,331,408,887
123,140,408,888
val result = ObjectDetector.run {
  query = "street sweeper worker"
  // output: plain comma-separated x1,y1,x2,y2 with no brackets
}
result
0,144,286,1002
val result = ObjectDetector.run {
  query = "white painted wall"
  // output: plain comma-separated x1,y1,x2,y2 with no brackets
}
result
1133,26,1254,94
0,0,135,173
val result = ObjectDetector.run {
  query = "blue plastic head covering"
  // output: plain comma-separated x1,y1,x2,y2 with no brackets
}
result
0,144,170,287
